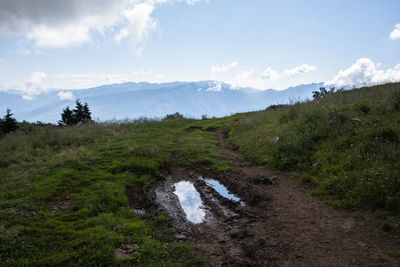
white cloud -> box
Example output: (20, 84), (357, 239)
(114, 3), (157, 54)
(206, 82), (222, 91)
(389, 24), (400, 40)
(16, 48), (32, 56)
(0, 72), (133, 93)
(284, 64), (316, 76)
(0, 70), (170, 93)
(0, 0), (209, 51)
(28, 71), (47, 84)
(27, 24), (92, 48)
(229, 64), (317, 90)
(262, 67), (279, 80)
(211, 62), (238, 73)
(21, 71), (48, 99)
(156, 73), (166, 80)
(133, 70), (154, 76)
(57, 91), (75, 100)
(326, 58), (400, 87)
(51, 73), (130, 89)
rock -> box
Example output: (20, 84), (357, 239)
(133, 209), (146, 215)
(115, 244), (137, 259)
(356, 241), (367, 247)
(341, 218), (355, 231)
(175, 234), (186, 240)
(251, 175), (273, 185)
(270, 136), (280, 145)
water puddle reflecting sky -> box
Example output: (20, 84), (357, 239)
(204, 179), (243, 204)
(173, 181), (206, 224)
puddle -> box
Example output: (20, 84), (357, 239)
(204, 178), (243, 204)
(173, 181), (206, 224)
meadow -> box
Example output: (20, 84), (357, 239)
(1, 82), (400, 265)
(231, 83), (400, 212)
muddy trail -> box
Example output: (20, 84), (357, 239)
(129, 128), (400, 266)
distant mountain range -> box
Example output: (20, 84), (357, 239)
(0, 81), (323, 123)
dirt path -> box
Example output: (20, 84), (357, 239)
(154, 128), (400, 266)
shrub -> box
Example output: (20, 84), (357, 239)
(162, 112), (184, 121)
(356, 103), (370, 114)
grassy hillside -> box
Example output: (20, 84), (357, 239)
(0, 118), (235, 266)
(1, 82), (399, 265)
(230, 82), (400, 212)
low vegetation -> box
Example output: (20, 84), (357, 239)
(0, 117), (231, 265)
(1, 82), (399, 264)
(231, 82), (400, 212)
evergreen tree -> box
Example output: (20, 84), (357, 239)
(72, 100), (84, 125)
(83, 102), (92, 121)
(59, 106), (74, 126)
(59, 101), (92, 126)
(1, 108), (18, 134)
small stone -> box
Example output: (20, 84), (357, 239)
(133, 209), (146, 215)
(270, 136), (280, 145)
(113, 224), (122, 231)
(251, 176), (273, 185)
(356, 241), (366, 247)
(175, 234), (186, 240)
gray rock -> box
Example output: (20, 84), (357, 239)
(270, 136), (280, 145)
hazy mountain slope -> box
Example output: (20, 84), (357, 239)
(0, 81), (323, 122)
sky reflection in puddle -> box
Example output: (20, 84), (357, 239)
(204, 179), (242, 203)
(173, 181), (206, 224)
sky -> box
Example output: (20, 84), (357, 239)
(0, 0), (400, 98)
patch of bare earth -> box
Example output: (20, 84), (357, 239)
(115, 244), (137, 259)
(48, 197), (74, 214)
(187, 127), (399, 266)
(125, 127), (400, 266)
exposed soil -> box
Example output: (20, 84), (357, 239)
(115, 244), (137, 260)
(127, 127), (400, 266)
(48, 197), (74, 214)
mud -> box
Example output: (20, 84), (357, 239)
(125, 183), (156, 211)
(126, 127), (400, 266)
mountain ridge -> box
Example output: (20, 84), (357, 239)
(0, 81), (323, 123)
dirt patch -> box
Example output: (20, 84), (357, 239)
(204, 126), (218, 132)
(115, 244), (137, 259)
(204, 127), (400, 266)
(185, 126), (203, 132)
(125, 183), (156, 212)
(49, 197), (74, 213)
(12, 205), (37, 217)
(125, 127), (400, 266)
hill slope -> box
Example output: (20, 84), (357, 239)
(0, 81), (323, 123)
(231, 82), (400, 211)
(1, 82), (399, 266)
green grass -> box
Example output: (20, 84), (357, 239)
(230, 82), (400, 213)
(2, 83), (400, 264)
(0, 119), (227, 266)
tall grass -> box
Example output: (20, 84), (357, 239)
(0, 119), (208, 266)
(231, 83), (400, 212)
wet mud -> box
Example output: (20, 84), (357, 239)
(126, 127), (400, 266)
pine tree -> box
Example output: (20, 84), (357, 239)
(1, 109), (18, 134)
(59, 101), (92, 126)
(83, 102), (92, 122)
(73, 100), (84, 125)
(59, 106), (74, 126)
